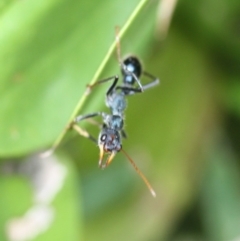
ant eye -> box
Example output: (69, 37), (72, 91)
(100, 134), (107, 142)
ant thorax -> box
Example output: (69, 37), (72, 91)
(102, 113), (124, 131)
(105, 91), (127, 116)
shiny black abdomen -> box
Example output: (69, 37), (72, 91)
(122, 56), (142, 85)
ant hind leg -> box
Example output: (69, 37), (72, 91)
(142, 71), (159, 90)
(87, 76), (119, 97)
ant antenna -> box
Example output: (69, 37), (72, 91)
(121, 149), (156, 197)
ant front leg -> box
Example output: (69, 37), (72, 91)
(73, 112), (104, 144)
(74, 111), (113, 143)
(72, 124), (97, 144)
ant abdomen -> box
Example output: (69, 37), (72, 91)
(122, 56), (142, 85)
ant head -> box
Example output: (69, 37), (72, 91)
(98, 127), (122, 168)
(121, 56), (142, 85)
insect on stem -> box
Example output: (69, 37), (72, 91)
(72, 25), (159, 197)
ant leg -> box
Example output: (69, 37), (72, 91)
(75, 112), (111, 126)
(142, 71), (160, 90)
(121, 129), (128, 139)
(116, 71), (159, 95)
(106, 76), (119, 96)
(85, 118), (102, 128)
(74, 112), (103, 123)
(116, 85), (142, 94)
(72, 124), (97, 144)
(73, 112), (106, 144)
(87, 76), (119, 96)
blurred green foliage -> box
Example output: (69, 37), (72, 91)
(0, 0), (240, 240)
